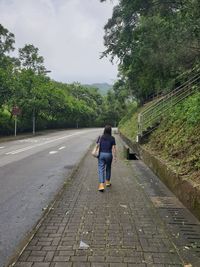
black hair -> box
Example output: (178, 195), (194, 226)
(103, 125), (112, 136)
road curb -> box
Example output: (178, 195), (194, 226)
(5, 143), (93, 267)
(0, 129), (70, 144)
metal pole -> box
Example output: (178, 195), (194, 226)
(33, 108), (35, 135)
(14, 115), (17, 136)
(136, 113), (141, 143)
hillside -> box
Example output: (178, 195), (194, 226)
(85, 83), (113, 95)
(145, 91), (200, 184)
(119, 91), (200, 185)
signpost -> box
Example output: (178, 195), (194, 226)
(11, 106), (21, 136)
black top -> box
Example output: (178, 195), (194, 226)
(97, 134), (116, 153)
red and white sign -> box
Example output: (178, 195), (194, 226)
(12, 106), (21, 116)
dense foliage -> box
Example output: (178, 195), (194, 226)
(0, 24), (125, 135)
(101, 0), (200, 104)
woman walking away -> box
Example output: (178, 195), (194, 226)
(97, 125), (116, 192)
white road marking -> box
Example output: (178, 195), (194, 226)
(5, 130), (96, 155)
(49, 151), (58, 154)
(59, 146), (66, 150)
(0, 146), (5, 149)
(19, 139), (38, 143)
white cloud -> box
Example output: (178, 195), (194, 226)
(0, 0), (118, 84)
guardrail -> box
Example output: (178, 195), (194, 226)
(137, 72), (200, 141)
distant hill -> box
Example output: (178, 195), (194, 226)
(85, 83), (113, 95)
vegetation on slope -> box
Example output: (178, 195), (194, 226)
(119, 103), (140, 141)
(119, 100), (159, 141)
(119, 91), (200, 185)
(145, 91), (200, 183)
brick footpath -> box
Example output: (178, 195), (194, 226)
(13, 137), (185, 267)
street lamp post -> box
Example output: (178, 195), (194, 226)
(32, 106), (35, 135)
(12, 106), (21, 136)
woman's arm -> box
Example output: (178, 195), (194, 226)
(112, 145), (117, 161)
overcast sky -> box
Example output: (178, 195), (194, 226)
(0, 0), (118, 84)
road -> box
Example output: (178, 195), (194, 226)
(0, 128), (102, 267)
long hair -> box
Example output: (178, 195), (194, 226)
(103, 125), (112, 136)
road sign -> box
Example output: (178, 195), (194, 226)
(12, 106), (21, 116)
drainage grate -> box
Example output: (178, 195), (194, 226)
(157, 205), (200, 258)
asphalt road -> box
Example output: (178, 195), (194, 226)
(0, 128), (102, 267)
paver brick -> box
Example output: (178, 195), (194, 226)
(106, 256), (123, 263)
(124, 256), (145, 263)
(33, 262), (50, 267)
(38, 238), (53, 242)
(48, 234), (62, 238)
(26, 246), (42, 251)
(29, 239), (39, 246)
(32, 264), (50, 267)
(18, 251), (31, 261)
(127, 264), (146, 267)
(30, 251), (47, 257)
(70, 255), (88, 262)
(51, 238), (61, 246)
(56, 246), (73, 251)
(44, 251), (55, 262)
(75, 250), (92, 256)
(72, 263), (90, 267)
(54, 263), (72, 267)
(88, 256), (105, 262)
(53, 256), (70, 261)
(91, 264), (109, 267)
(37, 242), (52, 246)
(27, 256), (44, 262)
(110, 264), (128, 267)
(58, 250), (75, 256)
(42, 246), (57, 251)
(15, 263), (33, 267)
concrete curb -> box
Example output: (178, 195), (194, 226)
(5, 143), (93, 267)
(0, 129), (72, 144)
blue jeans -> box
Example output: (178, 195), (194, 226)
(98, 152), (113, 183)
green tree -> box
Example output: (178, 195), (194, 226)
(19, 44), (46, 74)
(0, 24), (15, 57)
(100, 0), (200, 103)
(98, 89), (124, 126)
(68, 82), (104, 127)
(0, 24), (16, 107)
(16, 44), (49, 133)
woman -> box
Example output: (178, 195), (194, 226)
(97, 125), (116, 192)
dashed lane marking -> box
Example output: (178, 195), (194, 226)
(58, 146), (66, 150)
(49, 151), (58, 155)
(5, 130), (97, 155)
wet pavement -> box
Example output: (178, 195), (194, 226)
(11, 136), (200, 267)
